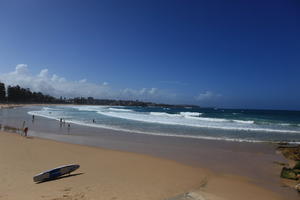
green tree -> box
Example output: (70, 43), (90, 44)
(0, 82), (6, 102)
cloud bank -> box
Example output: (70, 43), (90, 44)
(0, 64), (170, 102)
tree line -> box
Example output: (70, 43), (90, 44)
(0, 82), (60, 103)
(0, 81), (199, 108)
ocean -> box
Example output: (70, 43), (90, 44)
(27, 105), (300, 144)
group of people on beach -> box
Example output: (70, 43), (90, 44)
(60, 118), (71, 129)
(20, 115), (97, 137)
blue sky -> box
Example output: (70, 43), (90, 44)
(0, 0), (299, 110)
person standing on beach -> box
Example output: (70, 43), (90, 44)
(32, 115), (35, 122)
(23, 127), (28, 137)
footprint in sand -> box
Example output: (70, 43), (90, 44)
(63, 187), (72, 192)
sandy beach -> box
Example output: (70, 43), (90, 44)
(0, 130), (288, 200)
(0, 104), (25, 109)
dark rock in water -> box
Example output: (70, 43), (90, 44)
(277, 145), (300, 161)
(280, 167), (299, 180)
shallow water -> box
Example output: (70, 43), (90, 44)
(27, 105), (300, 143)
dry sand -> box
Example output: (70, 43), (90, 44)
(0, 131), (286, 200)
(0, 103), (64, 109)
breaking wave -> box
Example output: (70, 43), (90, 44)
(28, 105), (300, 143)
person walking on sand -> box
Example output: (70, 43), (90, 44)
(23, 127), (28, 137)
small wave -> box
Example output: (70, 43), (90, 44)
(42, 107), (63, 111)
(72, 105), (108, 112)
(277, 123), (300, 127)
(108, 108), (133, 112)
(150, 112), (202, 118)
(194, 117), (228, 122)
(279, 123), (292, 126)
(179, 112), (202, 117)
(150, 112), (227, 122)
(254, 121), (300, 127)
(232, 120), (254, 124)
(150, 112), (181, 117)
(42, 107), (52, 110)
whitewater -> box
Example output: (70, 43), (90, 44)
(28, 105), (300, 144)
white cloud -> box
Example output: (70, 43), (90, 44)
(79, 79), (87, 83)
(0, 64), (173, 102)
(196, 91), (221, 101)
(14, 64), (28, 74)
(38, 69), (48, 78)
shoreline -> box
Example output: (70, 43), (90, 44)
(0, 104), (299, 199)
(0, 130), (287, 200)
(0, 103), (70, 109)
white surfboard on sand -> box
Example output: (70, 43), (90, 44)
(33, 164), (80, 182)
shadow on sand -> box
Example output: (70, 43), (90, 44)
(35, 173), (84, 184)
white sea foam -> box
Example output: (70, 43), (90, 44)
(42, 107), (52, 110)
(192, 116), (228, 122)
(232, 120), (254, 124)
(150, 111), (203, 119)
(96, 110), (300, 134)
(108, 108), (133, 112)
(28, 111), (269, 143)
(179, 112), (202, 117)
(150, 112), (181, 117)
(29, 106), (300, 138)
(71, 105), (109, 112)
